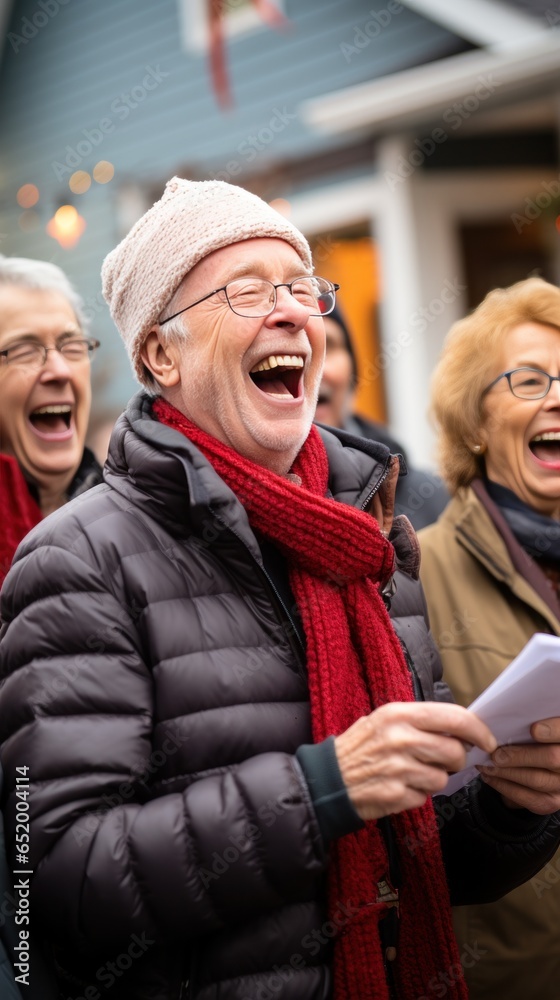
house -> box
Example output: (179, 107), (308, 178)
(1, 0), (559, 465)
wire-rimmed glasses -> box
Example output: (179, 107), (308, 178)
(0, 338), (100, 368)
(159, 276), (340, 325)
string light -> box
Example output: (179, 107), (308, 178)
(93, 161), (115, 184)
(16, 184), (39, 208)
(46, 205), (86, 248)
(69, 171), (91, 194)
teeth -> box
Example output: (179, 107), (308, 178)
(32, 405), (72, 415)
(250, 355), (304, 373)
(532, 432), (560, 442)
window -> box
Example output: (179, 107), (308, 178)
(178, 0), (285, 52)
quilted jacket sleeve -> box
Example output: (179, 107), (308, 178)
(437, 781), (560, 905)
(0, 540), (326, 956)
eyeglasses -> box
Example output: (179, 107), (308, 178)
(159, 275), (340, 324)
(0, 338), (100, 368)
(482, 367), (560, 400)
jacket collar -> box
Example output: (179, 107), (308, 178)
(67, 447), (103, 500)
(443, 485), (520, 583)
(105, 393), (394, 554)
(23, 445), (102, 507)
(471, 478), (560, 619)
(447, 481), (560, 623)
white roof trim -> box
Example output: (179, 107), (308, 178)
(401, 0), (547, 49)
(300, 34), (560, 136)
(287, 176), (384, 234)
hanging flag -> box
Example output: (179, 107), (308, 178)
(206, 0), (289, 110)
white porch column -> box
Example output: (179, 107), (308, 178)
(374, 136), (437, 467)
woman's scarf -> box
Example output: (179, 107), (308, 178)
(485, 477), (560, 563)
(154, 399), (466, 1000)
(0, 455), (42, 587)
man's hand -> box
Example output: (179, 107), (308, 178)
(477, 717), (560, 815)
(334, 702), (497, 822)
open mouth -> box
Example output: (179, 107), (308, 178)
(249, 354), (304, 399)
(529, 432), (560, 464)
(28, 404), (73, 437)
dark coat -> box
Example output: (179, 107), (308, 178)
(0, 394), (559, 1000)
(343, 414), (449, 530)
(0, 446), (102, 997)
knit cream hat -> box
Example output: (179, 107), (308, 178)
(101, 177), (313, 384)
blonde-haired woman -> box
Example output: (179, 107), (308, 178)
(419, 276), (560, 999)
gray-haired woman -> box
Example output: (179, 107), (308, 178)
(0, 255), (103, 585)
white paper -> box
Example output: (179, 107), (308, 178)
(442, 632), (560, 795)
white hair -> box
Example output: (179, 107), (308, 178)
(142, 283), (191, 395)
(0, 255), (88, 331)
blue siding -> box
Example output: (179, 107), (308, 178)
(0, 0), (470, 410)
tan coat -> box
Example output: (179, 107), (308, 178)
(419, 485), (560, 999)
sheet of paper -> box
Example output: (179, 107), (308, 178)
(442, 632), (560, 795)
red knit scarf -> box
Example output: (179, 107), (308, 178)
(0, 454), (42, 587)
(154, 399), (467, 1000)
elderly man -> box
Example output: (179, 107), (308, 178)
(1, 179), (560, 1000)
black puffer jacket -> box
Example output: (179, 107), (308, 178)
(1, 393), (559, 1000)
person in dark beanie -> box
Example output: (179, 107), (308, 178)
(315, 304), (449, 530)
(1, 179), (560, 1000)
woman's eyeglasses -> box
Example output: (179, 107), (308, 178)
(482, 367), (560, 400)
